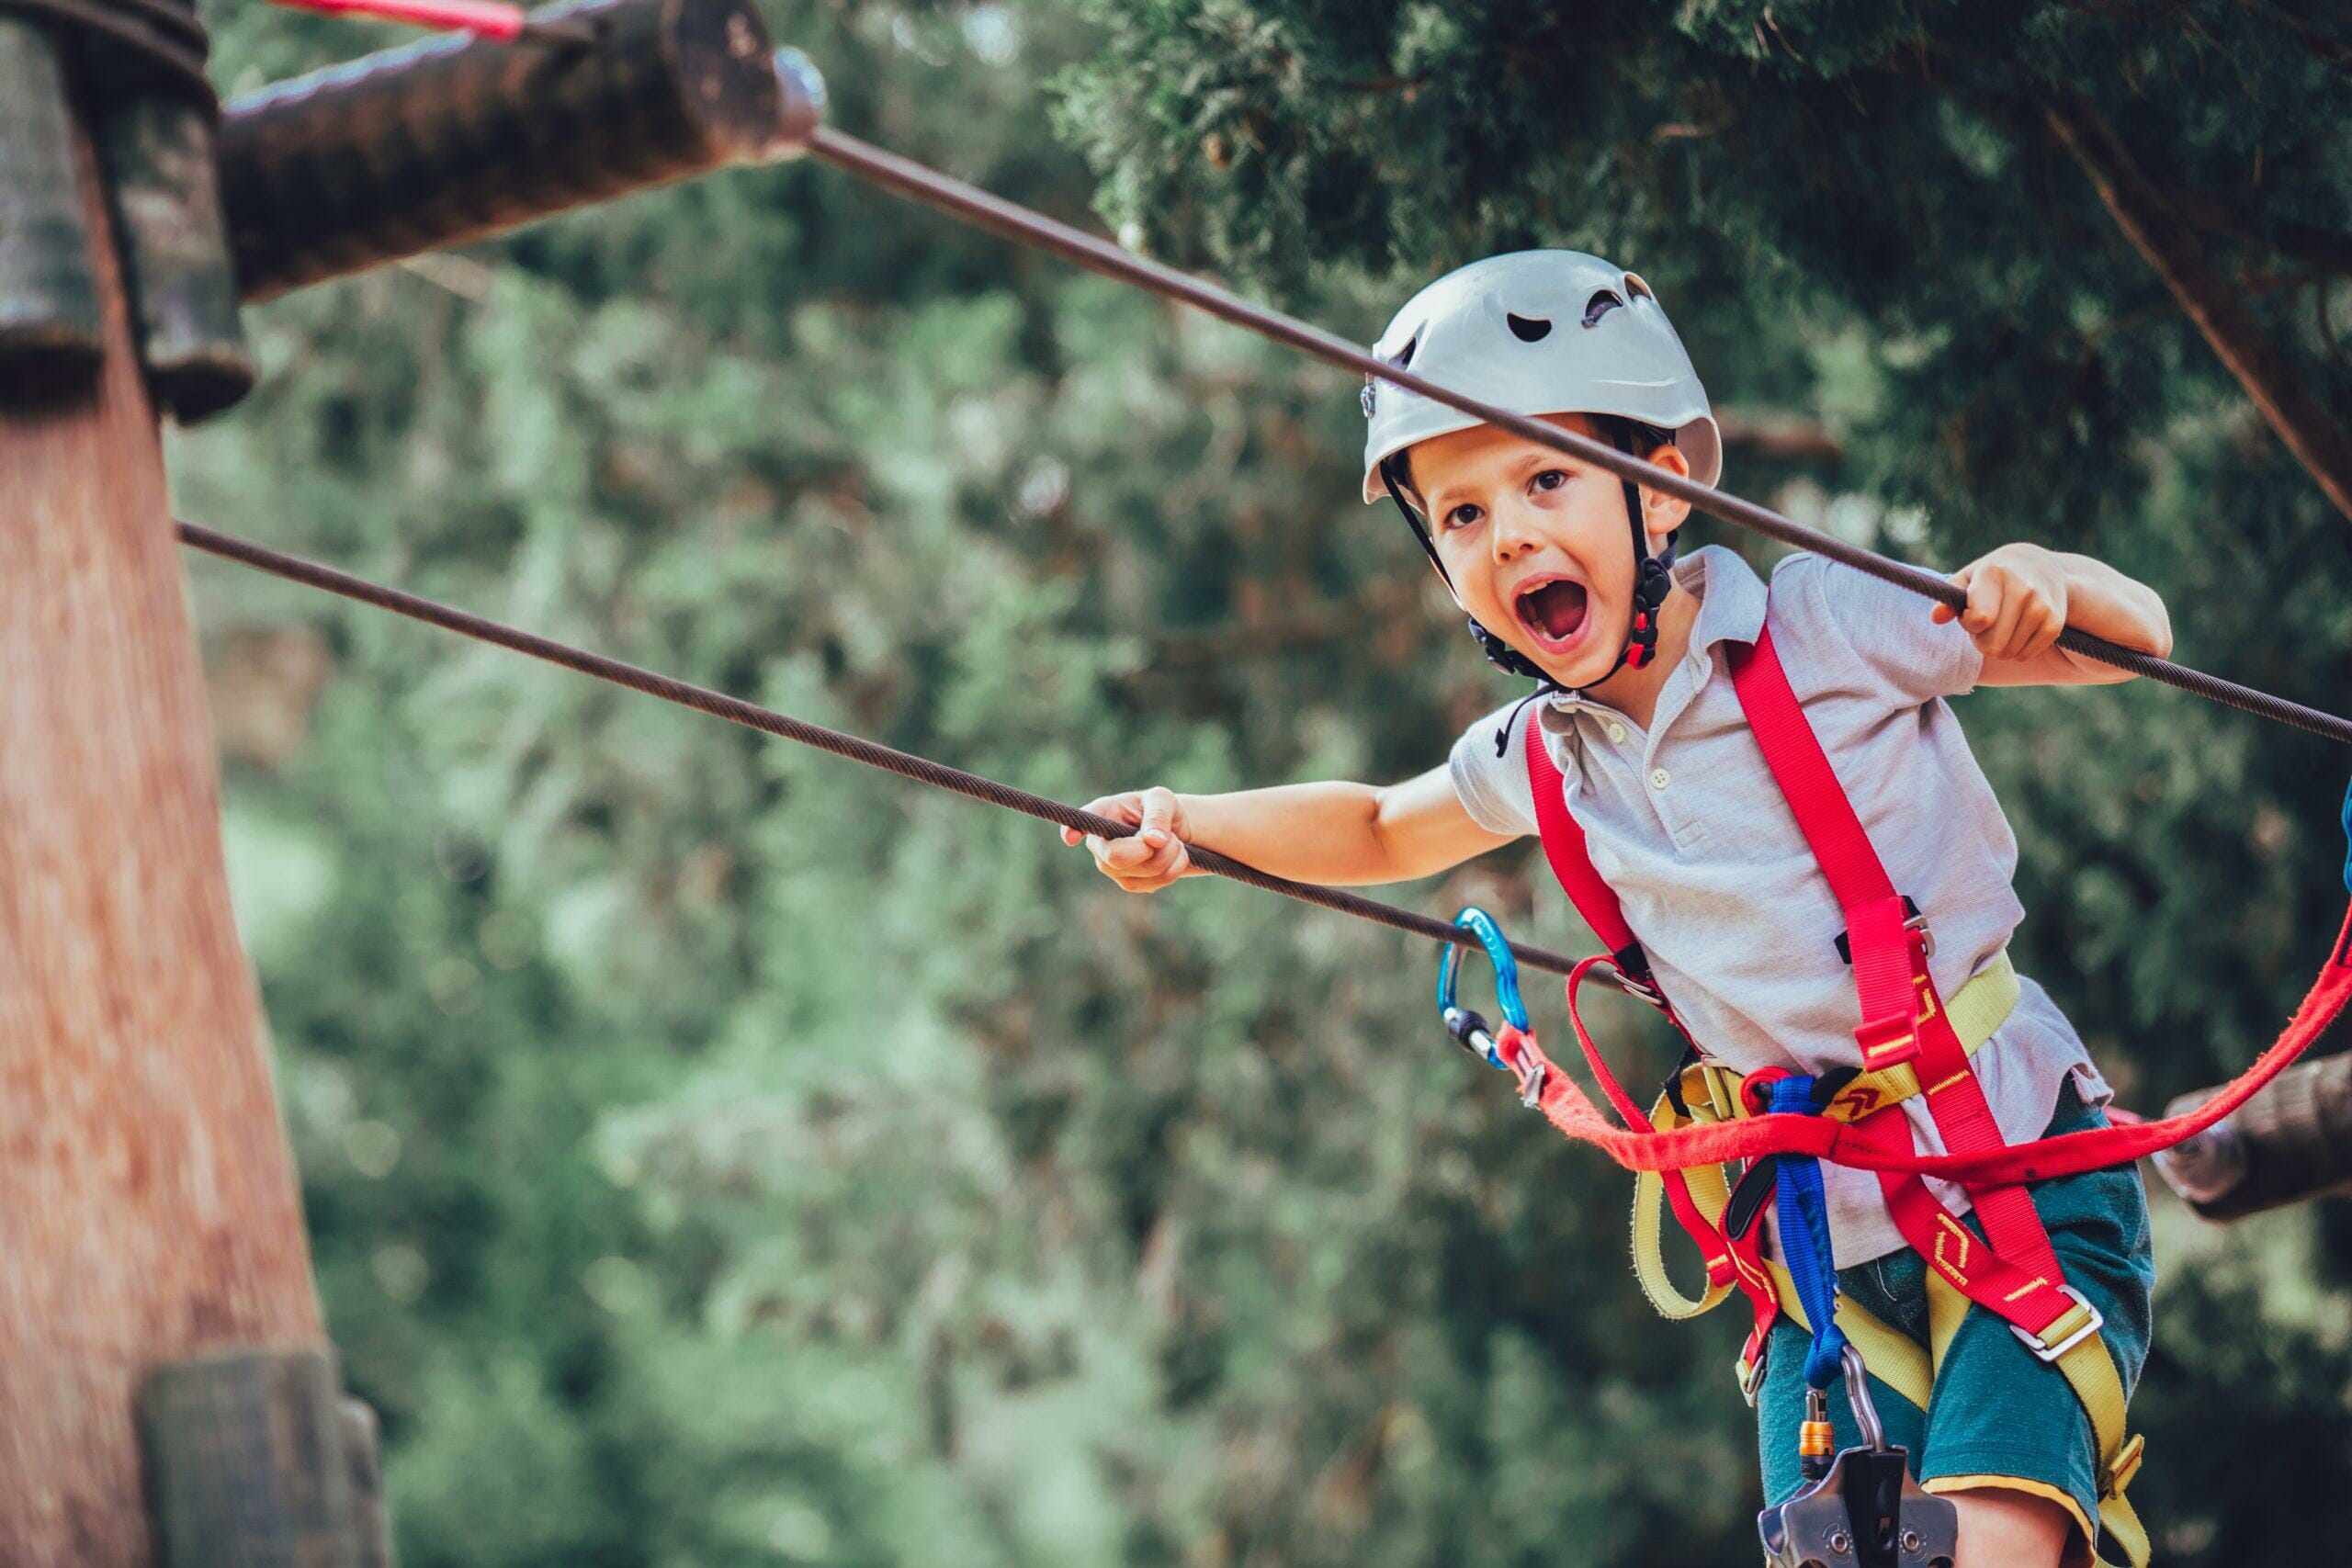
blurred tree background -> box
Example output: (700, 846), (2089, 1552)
(171, 2), (2348, 1564)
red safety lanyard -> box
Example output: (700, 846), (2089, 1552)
(1515, 619), (2352, 1346)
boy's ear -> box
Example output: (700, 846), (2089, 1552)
(1638, 442), (1693, 549)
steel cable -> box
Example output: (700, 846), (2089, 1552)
(808, 127), (2352, 750)
(178, 522), (1587, 978)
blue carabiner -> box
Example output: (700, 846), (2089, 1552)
(2340, 779), (2350, 896)
(1437, 906), (1530, 1032)
(1436, 908), (1550, 1104)
(1420, 907), (1533, 1081)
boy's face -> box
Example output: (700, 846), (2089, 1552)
(1409, 412), (1691, 688)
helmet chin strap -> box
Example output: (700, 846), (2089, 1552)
(1589, 419), (1676, 682)
(1379, 426), (1678, 733)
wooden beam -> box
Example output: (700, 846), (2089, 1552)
(0, 18), (102, 369)
(0, 67), (322, 1565)
(217, 0), (815, 302)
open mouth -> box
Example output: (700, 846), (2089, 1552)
(1514, 576), (1589, 647)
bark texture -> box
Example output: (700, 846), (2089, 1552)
(0, 85), (322, 1567)
(2046, 95), (2352, 525)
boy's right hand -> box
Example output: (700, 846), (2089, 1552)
(1060, 786), (1194, 893)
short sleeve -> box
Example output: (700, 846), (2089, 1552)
(1448, 700), (1541, 838)
(1774, 552), (1982, 704)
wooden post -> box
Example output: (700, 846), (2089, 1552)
(140, 1351), (356, 1568)
(339, 1398), (393, 1568)
(0, 70), (323, 1566)
(0, 4), (821, 1554)
(0, 19), (102, 369)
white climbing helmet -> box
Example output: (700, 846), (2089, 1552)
(1359, 250), (1722, 503)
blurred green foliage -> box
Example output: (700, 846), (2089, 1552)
(172, 2), (2348, 1564)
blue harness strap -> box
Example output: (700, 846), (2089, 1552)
(2340, 778), (2350, 895)
(1767, 1075), (1849, 1391)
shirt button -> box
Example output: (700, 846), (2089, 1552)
(1606, 721), (1628, 745)
(1649, 767), (1671, 790)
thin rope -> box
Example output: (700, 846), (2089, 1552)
(808, 128), (2352, 750)
(177, 522), (1586, 978)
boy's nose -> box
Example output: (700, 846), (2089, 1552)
(1488, 502), (1544, 561)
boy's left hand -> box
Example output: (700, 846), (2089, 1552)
(1933, 543), (2069, 662)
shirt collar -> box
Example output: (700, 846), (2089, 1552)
(1678, 544), (1769, 657)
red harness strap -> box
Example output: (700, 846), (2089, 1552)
(1527, 723), (1654, 988)
(1512, 623), (2352, 1359)
(1725, 628), (2075, 1342)
(1720, 633), (1924, 1075)
(1525, 708), (1782, 1371)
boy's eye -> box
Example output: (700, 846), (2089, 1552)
(1443, 503), (1484, 531)
(1531, 469), (1569, 493)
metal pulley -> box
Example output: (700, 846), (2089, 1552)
(1758, 1348), (1957, 1568)
(1759, 1448), (1958, 1568)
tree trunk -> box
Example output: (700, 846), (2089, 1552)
(0, 73), (322, 1567)
(2045, 95), (2352, 525)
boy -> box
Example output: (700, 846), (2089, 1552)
(1061, 253), (2173, 1567)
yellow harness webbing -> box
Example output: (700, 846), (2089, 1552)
(1623, 953), (2148, 1566)
(1625, 954), (2022, 1322)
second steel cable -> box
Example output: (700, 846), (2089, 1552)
(178, 522), (1587, 979)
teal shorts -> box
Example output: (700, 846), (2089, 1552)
(1756, 1080), (2155, 1551)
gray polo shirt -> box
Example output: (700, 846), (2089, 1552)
(1451, 546), (2110, 1267)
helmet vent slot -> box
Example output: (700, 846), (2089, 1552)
(1505, 312), (1552, 343)
(1581, 290), (1625, 328)
(1363, 332), (1419, 418)
(1623, 272), (1656, 301)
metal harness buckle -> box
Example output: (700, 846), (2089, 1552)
(1617, 970), (1668, 1008)
(2009, 1284), (2104, 1364)
(1905, 908), (1936, 962)
(1509, 1051), (1546, 1109)
(1613, 964), (1678, 1023)
(1834, 896), (1936, 964)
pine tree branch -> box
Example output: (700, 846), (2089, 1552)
(2044, 94), (2352, 522)
(2248, 0), (2352, 73)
